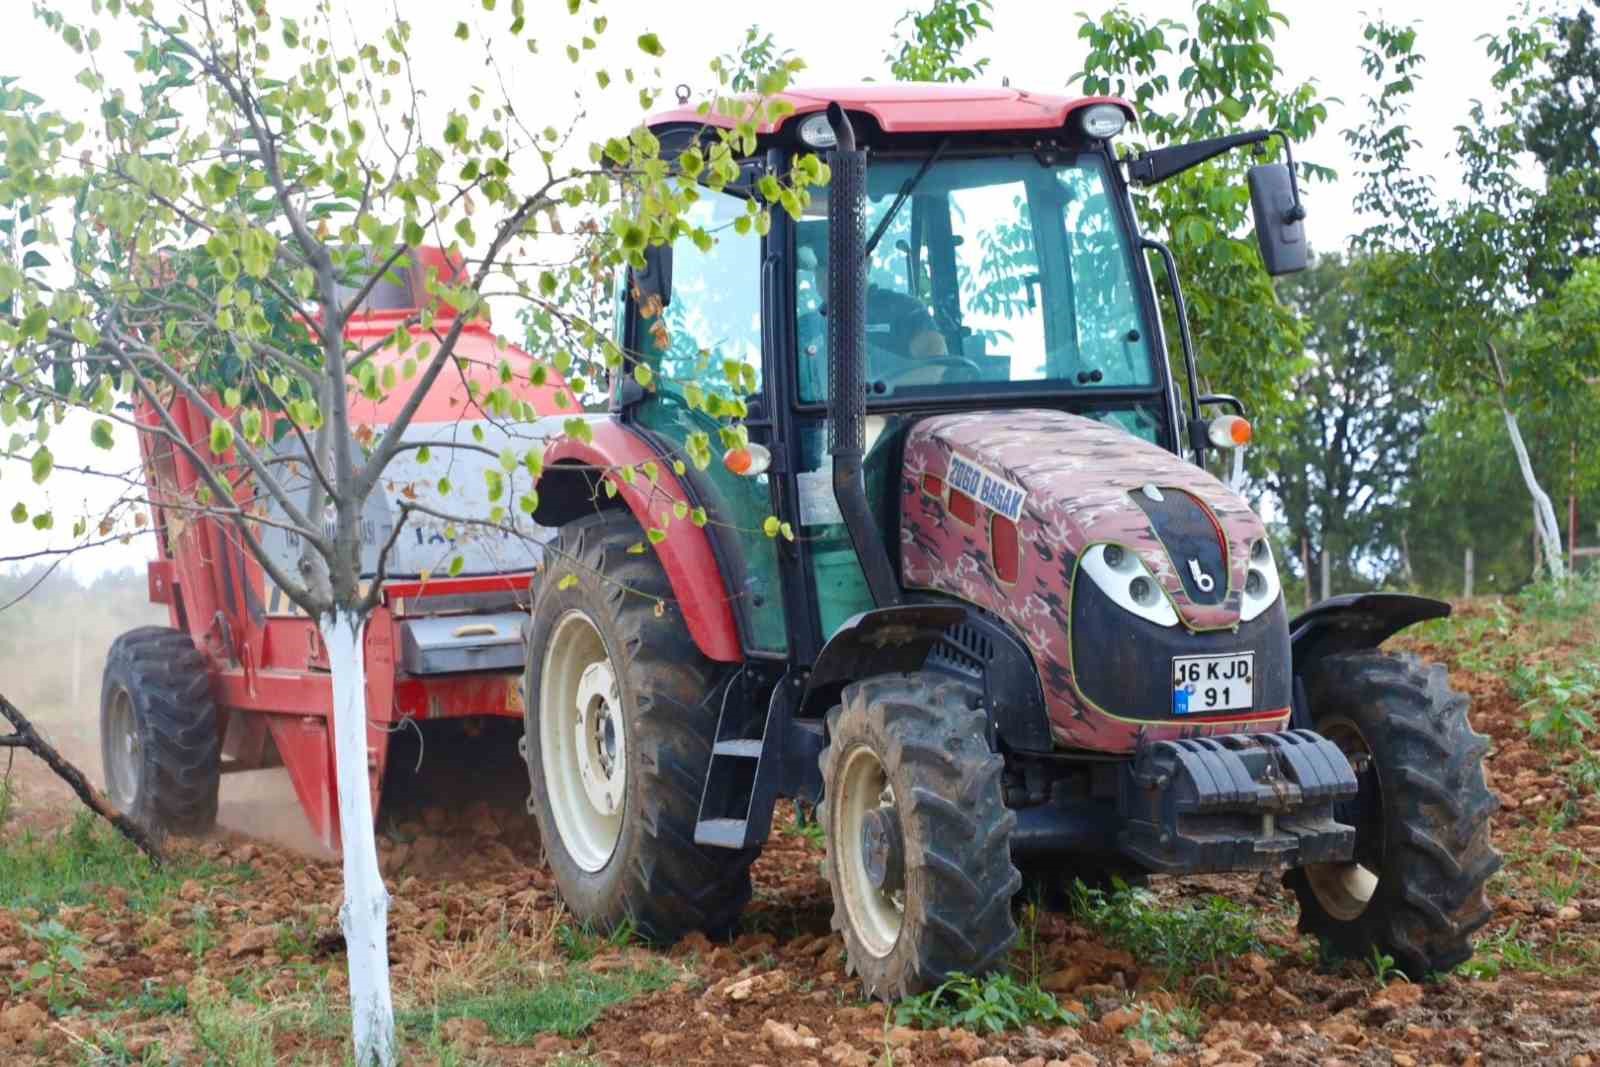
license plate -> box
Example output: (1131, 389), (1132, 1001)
(1172, 653), (1254, 714)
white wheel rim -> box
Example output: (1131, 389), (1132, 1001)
(540, 610), (625, 873)
(1305, 715), (1380, 921)
(834, 744), (903, 958)
(106, 689), (140, 811)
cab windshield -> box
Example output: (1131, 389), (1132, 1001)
(796, 151), (1157, 402)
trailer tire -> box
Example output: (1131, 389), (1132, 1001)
(100, 626), (221, 836)
(1287, 652), (1499, 979)
(523, 510), (758, 942)
(821, 672), (1020, 999)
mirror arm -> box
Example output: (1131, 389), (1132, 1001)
(1128, 128), (1305, 223)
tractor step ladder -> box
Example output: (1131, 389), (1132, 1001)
(694, 685), (782, 850)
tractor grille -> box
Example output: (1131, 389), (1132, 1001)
(927, 621), (992, 678)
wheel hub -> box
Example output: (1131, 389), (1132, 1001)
(859, 807), (905, 894)
(574, 660), (625, 817)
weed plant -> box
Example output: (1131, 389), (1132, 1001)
(1070, 879), (1266, 985)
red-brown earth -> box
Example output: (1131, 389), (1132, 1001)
(0, 596), (1595, 1065)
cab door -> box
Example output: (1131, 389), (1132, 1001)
(620, 184), (789, 657)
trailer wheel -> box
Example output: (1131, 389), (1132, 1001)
(100, 626), (221, 836)
(523, 510), (758, 942)
(1287, 652), (1499, 978)
(820, 672), (1020, 999)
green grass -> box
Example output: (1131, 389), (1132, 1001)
(0, 812), (238, 915)
(1455, 920), (1600, 979)
(894, 972), (1077, 1035)
(401, 963), (675, 1044)
(1124, 1004), (1205, 1051)
(1070, 879), (1267, 985)
(1565, 751), (1600, 794)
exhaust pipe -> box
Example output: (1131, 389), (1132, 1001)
(825, 103), (900, 608)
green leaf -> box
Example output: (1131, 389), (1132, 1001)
(10, 502), (27, 523)
(762, 515), (781, 538)
(448, 554), (465, 576)
(637, 32), (665, 57)
(89, 419), (114, 450)
(30, 447), (53, 484)
(557, 573), (578, 590)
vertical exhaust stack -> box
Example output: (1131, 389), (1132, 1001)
(825, 103), (900, 607)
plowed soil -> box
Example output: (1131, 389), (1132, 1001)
(0, 598), (1596, 1066)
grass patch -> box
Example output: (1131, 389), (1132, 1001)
(403, 962), (675, 1043)
(1519, 661), (1598, 750)
(1124, 1004), (1205, 1051)
(1565, 751), (1600, 795)
(1455, 920), (1600, 979)
(0, 812), (234, 915)
(894, 972), (1077, 1035)
(1071, 879), (1266, 985)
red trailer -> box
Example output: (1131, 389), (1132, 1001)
(105, 248), (573, 851)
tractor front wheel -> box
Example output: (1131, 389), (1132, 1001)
(100, 626), (221, 836)
(820, 672), (1020, 999)
(522, 510), (759, 942)
(1287, 652), (1499, 978)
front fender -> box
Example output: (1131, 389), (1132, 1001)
(1289, 593), (1451, 671)
(533, 418), (740, 663)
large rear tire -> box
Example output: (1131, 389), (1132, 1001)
(1287, 652), (1499, 978)
(820, 672), (1020, 999)
(522, 510), (759, 942)
(100, 626), (220, 836)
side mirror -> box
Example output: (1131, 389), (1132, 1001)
(1247, 162), (1307, 276)
(630, 242), (673, 307)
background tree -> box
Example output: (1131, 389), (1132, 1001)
(1524, 0), (1599, 272)
(885, 0), (994, 84)
(1, 3), (822, 1062)
(1073, 0), (1335, 427)
(1347, 15), (1600, 581)
(1253, 254), (1427, 597)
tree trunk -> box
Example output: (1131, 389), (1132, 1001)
(321, 608), (396, 1067)
(1500, 403), (1566, 582)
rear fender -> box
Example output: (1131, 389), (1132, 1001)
(533, 420), (740, 663)
(1288, 593), (1451, 727)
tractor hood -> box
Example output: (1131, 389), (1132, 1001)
(901, 409), (1274, 633)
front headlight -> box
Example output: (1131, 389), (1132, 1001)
(1239, 538), (1282, 622)
(1080, 543), (1179, 628)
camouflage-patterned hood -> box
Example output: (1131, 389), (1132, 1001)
(902, 409), (1268, 631)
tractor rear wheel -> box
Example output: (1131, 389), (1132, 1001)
(1287, 652), (1499, 979)
(100, 626), (221, 836)
(522, 510), (759, 942)
(820, 672), (1020, 999)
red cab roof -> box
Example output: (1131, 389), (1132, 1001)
(647, 84), (1135, 137)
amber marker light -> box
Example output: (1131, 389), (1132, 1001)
(1207, 414), (1253, 449)
(723, 443), (771, 477)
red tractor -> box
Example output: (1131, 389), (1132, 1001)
(514, 86), (1497, 995)
(103, 85), (1498, 999)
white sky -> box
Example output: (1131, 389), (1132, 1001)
(0, 0), (1526, 581)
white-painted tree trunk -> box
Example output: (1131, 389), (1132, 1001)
(321, 608), (396, 1067)
(1500, 404), (1566, 583)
